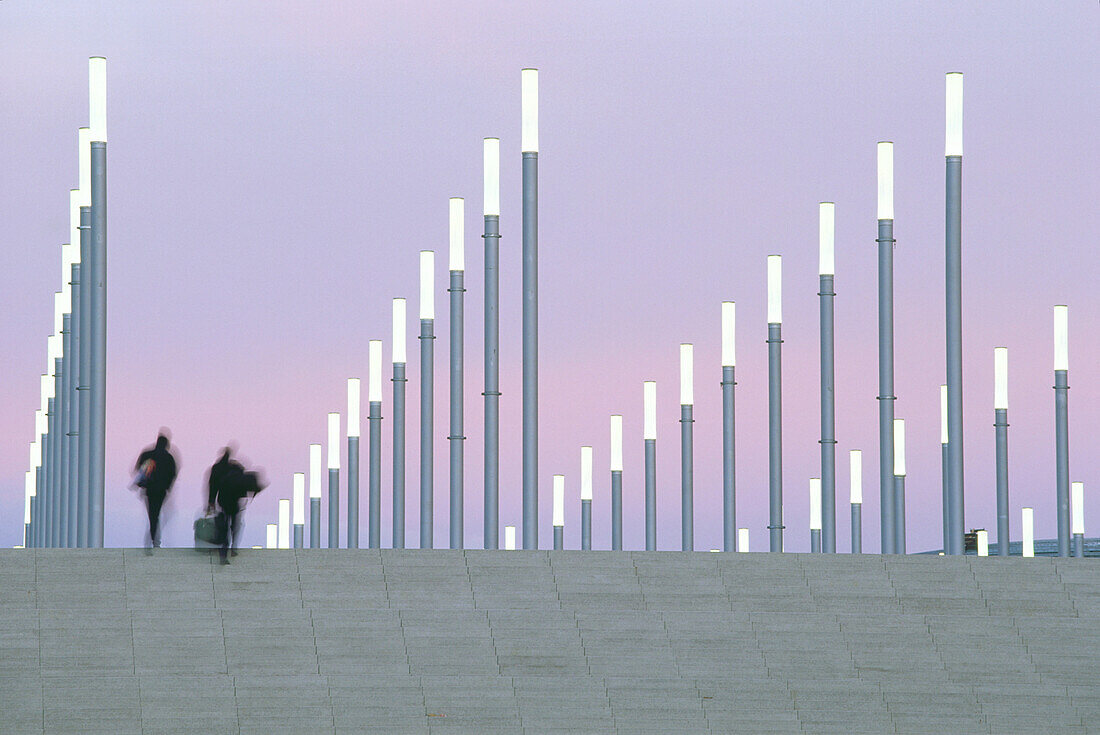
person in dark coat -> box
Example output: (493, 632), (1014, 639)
(206, 447), (265, 564)
(133, 433), (179, 550)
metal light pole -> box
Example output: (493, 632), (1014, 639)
(419, 250), (435, 549)
(643, 381), (657, 551)
(368, 340), (382, 549)
(60, 310), (72, 547)
(521, 68), (540, 550)
(893, 418), (906, 554)
(46, 392), (57, 547)
(994, 348), (1010, 556)
(850, 450), (862, 554)
(610, 415), (623, 550)
(392, 298), (407, 549)
(504, 525), (516, 551)
(88, 57), (107, 547)
(581, 446), (593, 551)
(1054, 305), (1070, 556)
(309, 444), (322, 548)
(1022, 507), (1035, 557)
(945, 72), (965, 556)
(24, 472), (34, 549)
(721, 302), (737, 551)
(278, 499), (290, 549)
(483, 138), (501, 550)
(738, 528), (749, 553)
(1072, 482), (1085, 558)
(810, 478), (822, 553)
(877, 142), (897, 556)
(66, 258), (81, 547)
(940, 385), (949, 553)
(347, 378), (361, 549)
(680, 343), (694, 551)
(449, 197), (465, 549)
(552, 474), (564, 551)
(818, 203), (837, 553)
(292, 472), (305, 549)
(767, 255), (784, 552)
(327, 413), (341, 548)
(77, 128), (92, 546)
(976, 530), (988, 557)
(266, 524), (277, 550)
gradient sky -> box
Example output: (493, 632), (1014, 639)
(1, 1), (1097, 552)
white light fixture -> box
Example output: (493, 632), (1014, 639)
(1072, 482), (1085, 536)
(504, 525), (516, 550)
(552, 474), (564, 527)
(877, 142), (894, 220)
(347, 378), (361, 438)
(308, 444), (322, 499)
(293, 472), (305, 526)
(47, 333), (62, 370)
(483, 138), (500, 216)
(994, 347), (1008, 410)
(30, 438), (42, 469)
(721, 302), (735, 367)
(449, 197), (464, 271)
(327, 413), (340, 469)
(1022, 507), (1034, 557)
(521, 68), (538, 153)
(766, 255), (782, 324)
(940, 384), (949, 444)
(265, 523), (277, 549)
(849, 449), (863, 504)
(392, 298), (406, 364)
(810, 478), (822, 531)
(643, 381), (657, 441)
(818, 202), (835, 276)
(680, 343), (693, 405)
(738, 527), (749, 552)
(68, 190), (81, 268)
(945, 72), (963, 157)
(893, 419), (906, 476)
(610, 415), (623, 472)
(419, 251), (435, 320)
(278, 499), (290, 549)
(976, 529), (988, 557)
(580, 446), (593, 501)
(41, 374), (54, 408)
(369, 340), (383, 403)
(1054, 305), (1068, 371)
(78, 128), (91, 207)
(34, 411), (47, 442)
(89, 56), (107, 142)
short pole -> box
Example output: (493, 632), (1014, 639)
(521, 69), (540, 551)
(945, 73), (965, 555)
(368, 340), (383, 549)
(894, 418), (906, 554)
(850, 450), (862, 554)
(810, 478), (822, 553)
(419, 251), (435, 549)
(1072, 482), (1085, 558)
(292, 472), (305, 549)
(721, 302), (737, 552)
(767, 255), (784, 552)
(347, 379), (361, 549)
(680, 344), (694, 551)
(1054, 305), (1070, 557)
(327, 413), (340, 548)
(392, 298), (407, 549)
(976, 529), (988, 557)
(449, 197), (465, 550)
(552, 474), (564, 551)
(51, 362), (63, 547)
(940, 385), (950, 552)
(1022, 507), (1034, 557)
(738, 528), (749, 552)
(483, 138), (501, 550)
(877, 142), (897, 556)
(504, 525), (516, 551)
(643, 381), (657, 551)
(309, 443), (321, 549)
(45, 397), (56, 547)
(60, 313), (72, 547)
(994, 348), (1010, 556)
(581, 446), (593, 551)
(818, 204), (837, 552)
(278, 499), (290, 549)
(610, 415), (623, 551)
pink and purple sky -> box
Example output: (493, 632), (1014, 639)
(1, 2), (1096, 551)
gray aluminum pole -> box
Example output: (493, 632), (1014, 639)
(611, 470), (622, 551)
(946, 154), (964, 556)
(48, 392), (59, 547)
(449, 268), (464, 549)
(293, 524), (303, 549)
(420, 317), (434, 549)
(522, 151), (538, 550)
(60, 317), (72, 547)
(1074, 532), (1084, 558)
(1055, 369), (1070, 557)
(942, 442), (950, 552)
(722, 365), (736, 552)
(484, 212), (500, 549)
(347, 435), (359, 548)
(767, 322), (783, 552)
(35, 463), (45, 547)
(553, 526), (563, 551)
(309, 498), (320, 549)
(369, 400), (381, 548)
(995, 408), (1009, 557)
(89, 140), (106, 547)
(77, 205), (91, 547)
(894, 476), (905, 554)
(851, 503), (862, 554)
(877, 216), (896, 555)
(810, 529), (821, 554)
(392, 362), (406, 549)
(645, 439), (656, 551)
(66, 265), (81, 548)
(681, 404), (693, 551)
(819, 273), (836, 553)
(581, 499), (592, 551)
(328, 467), (339, 548)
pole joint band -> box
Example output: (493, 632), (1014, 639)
(447, 286), (467, 294)
(391, 377), (408, 383)
(481, 391), (501, 396)
(766, 525), (786, 530)
(447, 435), (467, 441)
(818, 439), (837, 445)
(482, 233), (501, 240)
(418, 334), (436, 340)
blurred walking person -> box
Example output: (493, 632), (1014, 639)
(206, 446), (266, 564)
(133, 432), (179, 552)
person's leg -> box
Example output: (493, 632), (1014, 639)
(229, 511), (241, 556)
(217, 511), (230, 563)
(147, 491), (165, 547)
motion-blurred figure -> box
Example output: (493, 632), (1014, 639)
(133, 432), (179, 551)
(206, 446), (266, 564)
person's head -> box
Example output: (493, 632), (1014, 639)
(219, 446), (232, 462)
(155, 433), (170, 450)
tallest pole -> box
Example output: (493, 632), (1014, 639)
(521, 68), (539, 549)
(945, 72), (965, 556)
(88, 56), (107, 547)
(876, 142), (896, 555)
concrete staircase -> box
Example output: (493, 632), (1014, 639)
(2, 549), (1099, 734)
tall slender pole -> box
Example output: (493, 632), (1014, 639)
(610, 415), (623, 551)
(309, 444), (321, 549)
(945, 72), (965, 556)
(521, 68), (540, 550)
(60, 312), (72, 547)
(1071, 482), (1084, 558)
(1054, 305), (1070, 557)
(449, 198), (465, 549)
(721, 302), (736, 552)
(47, 393), (57, 547)
(327, 412), (340, 548)
(88, 57), (107, 547)
(52, 352), (64, 547)
(680, 343), (694, 551)
(877, 142), (897, 556)
(66, 261), (81, 547)
(810, 478), (822, 553)
(33, 432), (44, 547)
(850, 450), (862, 554)
(767, 255), (784, 552)
(643, 381), (657, 551)
(347, 379), (360, 549)
(24, 472), (34, 549)
(483, 138), (501, 550)
(994, 348), (1010, 556)
(292, 472), (305, 549)
(419, 251), (435, 549)
(581, 446), (593, 551)
(77, 162), (91, 547)
(893, 418), (906, 554)
(940, 385), (950, 552)
(392, 298), (407, 549)
(368, 339), (382, 549)
(552, 474), (564, 551)
(818, 203), (837, 553)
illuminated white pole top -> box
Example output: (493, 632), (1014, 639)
(1072, 482), (1085, 536)
(327, 413), (340, 470)
(292, 472), (305, 525)
(483, 138), (500, 217)
(449, 197), (464, 271)
(643, 381), (657, 441)
(31, 437), (42, 468)
(419, 251), (435, 320)
(877, 142), (894, 220)
(721, 301), (735, 367)
(308, 444), (322, 498)
(521, 68), (538, 153)
(738, 527), (749, 552)
(819, 202), (835, 276)
(893, 419), (906, 476)
(767, 255), (782, 324)
(552, 474), (564, 527)
(369, 340), (383, 403)
(940, 384), (949, 444)
(580, 446), (593, 501)
(89, 57), (107, 142)
(35, 410), (47, 440)
(504, 525), (516, 550)
(68, 190), (81, 266)
(53, 292), (66, 340)
(26, 467), (36, 498)
(976, 529), (988, 556)
(1054, 305), (1068, 371)
(392, 298), (406, 364)
(265, 523), (277, 549)
(610, 415), (623, 472)
(78, 127), (91, 206)
(41, 374), (54, 409)
(47, 333), (62, 371)
(994, 347), (1008, 410)
(849, 450), (863, 504)
(346, 379), (361, 438)
(680, 343), (694, 405)
(24, 473), (33, 524)
(1022, 507), (1035, 557)
(945, 72), (963, 157)
(278, 499), (290, 549)
(810, 478), (822, 531)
